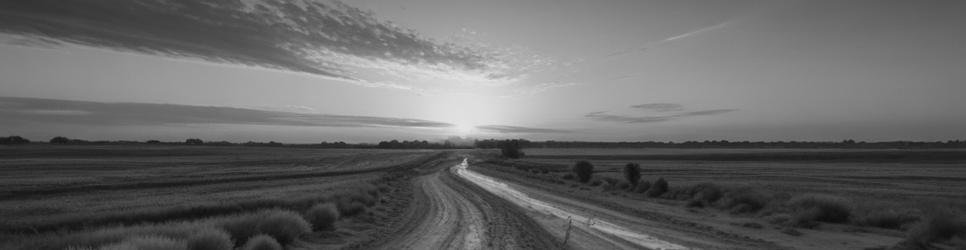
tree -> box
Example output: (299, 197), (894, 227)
(185, 138), (204, 145)
(49, 136), (70, 144)
(623, 163), (641, 187)
(572, 161), (594, 183)
(498, 139), (525, 158)
(0, 136), (30, 145)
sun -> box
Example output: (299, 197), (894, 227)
(454, 122), (476, 136)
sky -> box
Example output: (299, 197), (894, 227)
(1, 0), (965, 143)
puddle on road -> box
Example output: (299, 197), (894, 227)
(454, 159), (688, 250)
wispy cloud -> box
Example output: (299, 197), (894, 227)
(476, 125), (570, 134)
(587, 103), (736, 123)
(630, 103), (684, 112)
(1, 97), (564, 134)
(0, 0), (552, 93)
(0, 97), (453, 128)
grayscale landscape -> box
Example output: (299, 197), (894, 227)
(1, 0), (965, 249)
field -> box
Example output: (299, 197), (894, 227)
(0, 145), (447, 249)
(473, 147), (966, 249)
(2, 145), (965, 250)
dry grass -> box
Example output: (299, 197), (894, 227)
(186, 227), (233, 250)
(305, 203), (339, 231)
(239, 234), (281, 250)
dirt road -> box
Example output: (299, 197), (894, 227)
(372, 159), (559, 249)
(371, 158), (775, 249)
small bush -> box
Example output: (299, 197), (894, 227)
(645, 178), (668, 197)
(572, 161), (594, 183)
(187, 228), (233, 250)
(623, 163), (641, 187)
(634, 181), (651, 193)
(788, 194), (852, 225)
(854, 209), (919, 230)
(562, 173), (575, 180)
(601, 182), (615, 192)
(685, 199), (704, 208)
(337, 199), (367, 217)
(589, 179), (602, 186)
(305, 203), (339, 231)
(256, 210), (311, 244)
(616, 182), (630, 190)
(240, 235), (282, 250)
(907, 209), (966, 245)
(50, 136), (71, 144)
(719, 189), (769, 214)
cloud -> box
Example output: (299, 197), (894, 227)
(0, 0), (550, 92)
(476, 125), (570, 134)
(586, 108), (737, 123)
(630, 103), (684, 112)
(0, 96), (453, 128)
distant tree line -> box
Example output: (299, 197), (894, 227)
(476, 139), (966, 149)
(4, 135), (966, 149)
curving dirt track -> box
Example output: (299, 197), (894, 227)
(371, 160), (560, 250)
(369, 158), (778, 250)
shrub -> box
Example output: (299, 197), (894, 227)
(645, 178), (668, 197)
(562, 173), (575, 180)
(50, 136), (71, 144)
(685, 199), (704, 208)
(634, 181), (651, 193)
(103, 235), (186, 250)
(240, 235), (281, 250)
(788, 194), (852, 225)
(719, 189), (769, 214)
(853, 209), (920, 230)
(616, 182), (630, 190)
(907, 209), (966, 245)
(187, 228), (233, 250)
(305, 203), (339, 231)
(623, 163), (641, 187)
(572, 161), (594, 183)
(337, 199), (367, 217)
(256, 210), (311, 244)
(498, 139), (525, 158)
(185, 138), (204, 145)
(589, 179), (602, 186)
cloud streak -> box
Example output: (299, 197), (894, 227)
(0, 96), (452, 128)
(630, 103), (684, 112)
(476, 125), (570, 134)
(0, 0), (548, 92)
(587, 103), (736, 123)
(0, 97), (567, 135)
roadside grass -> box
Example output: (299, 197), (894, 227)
(304, 203), (339, 231)
(186, 227), (233, 250)
(240, 234), (282, 250)
(5, 183), (388, 250)
(483, 159), (964, 233)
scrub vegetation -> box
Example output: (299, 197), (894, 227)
(476, 148), (966, 249)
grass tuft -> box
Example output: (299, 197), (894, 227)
(255, 209), (312, 244)
(787, 194), (852, 226)
(305, 203), (340, 231)
(186, 227), (233, 250)
(239, 234), (281, 250)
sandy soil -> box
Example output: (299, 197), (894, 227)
(365, 158), (559, 249)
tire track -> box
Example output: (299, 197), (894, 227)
(371, 158), (559, 250)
